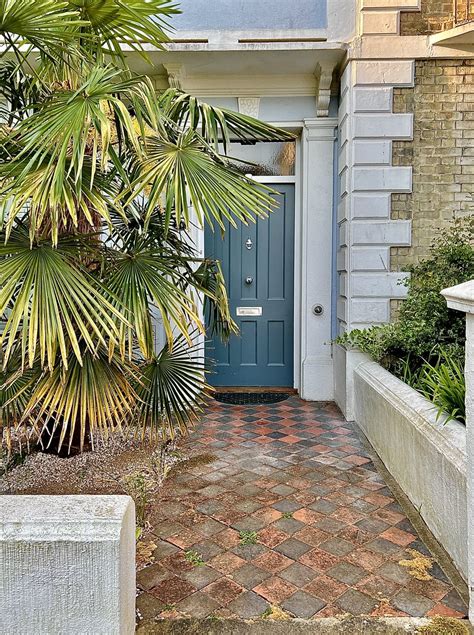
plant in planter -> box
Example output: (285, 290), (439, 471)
(0, 0), (293, 454)
(339, 216), (474, 423)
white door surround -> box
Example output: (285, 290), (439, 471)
(299, 118), (338, 400)
(241, 118), (337, 399)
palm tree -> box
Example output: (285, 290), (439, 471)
(0, 0), (293, 454)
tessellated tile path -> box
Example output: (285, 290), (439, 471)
(137, 397), (467, 622)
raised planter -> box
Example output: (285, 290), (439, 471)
(353, 359), (467, 581)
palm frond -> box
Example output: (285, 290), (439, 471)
(0, 0), (85, 57)
(24, 345), (137, 453)
(0, 61), (42, 126)
(134, 335), (208, 440)
(194, 259), (237, 341)
(105, 244), (202, 357)
(158, 90), (295, 151)
(0, 345), (38, 428)
(126, 129), (278, 232)
(0, 229), (127, 370)
(69, 0), (178, 55)
(0, 146), (128, 244)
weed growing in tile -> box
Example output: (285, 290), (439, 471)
(122, 471), (153, 528)
(239, 530), (258, 545)
(281, 511), (293, 519)
(185, 550), (204, 567)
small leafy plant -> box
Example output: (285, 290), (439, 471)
(419, 353), (466, 424)
(239, 530), (258, 545)
(281, 511), (293, 519)
(122, 472), (153, 528)
(184, 550), (204, 567)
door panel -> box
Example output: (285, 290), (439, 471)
(205, 184), (295, 386)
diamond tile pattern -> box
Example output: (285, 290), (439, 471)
(137, 397), (467, 620)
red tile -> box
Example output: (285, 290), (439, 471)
(380, 527), (416, 547)
(370, 600), (409, 617)
(426, 604), (465, 618)
(293, 508), (324, 524)
(253, 576), (297, 604)
(286, 477), (312, 490)
(258, 526), (289, 548)
(345, 454), (371, 466)
(252, 507), (282, 524)
(305, 575), (347, 602)
(316, 605), (348, 617)
(280, 435), (301, 444)
(150, 576), (196, 604)
(406, 578), (451, 602)
(213, 530), (240, 549)
(363, 494), (393, 508)
(293, 526), (329, 547)
(209, 552), (246, 574)
(254, 550), (293, 573)
(331, 507), (364, 525)
(346, 548), (385, 572)
(299, 548), (339, 571)
(167, 529), (203, 549)
(202, 578), (244, 605)
(372, 509), (405, 526)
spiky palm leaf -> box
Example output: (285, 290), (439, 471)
(0, 0), (85, 57)
(69, 0), (179, 54)
(127, 128), (277, 232)
(134, 336), (208, 440)
(0, 0), (294, 454)
(23, 345), (137, 453)
(194, 259), (237, 341)
(158, 89), (295, 150)
(0, 228), (126, 369)
(105, 243), (202, 357)
(0, 346), (38, 426)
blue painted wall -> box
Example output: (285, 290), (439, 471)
(173, 0), (327, 31)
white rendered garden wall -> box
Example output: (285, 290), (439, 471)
(0, 495), (136, 634)
(352, 358), (468, 580)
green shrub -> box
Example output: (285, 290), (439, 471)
(339, 216), (474, 373)
(338, 216), (473, 424)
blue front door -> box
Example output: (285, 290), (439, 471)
(205, 184), (295, 386)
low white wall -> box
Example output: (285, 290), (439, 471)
(354, 360), (468, 580)
(0, 495), (136, 635)
(334, 344), (368, 421)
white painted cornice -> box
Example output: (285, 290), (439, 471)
(154, 73), (319, 97)
(303, 117), (338, 140)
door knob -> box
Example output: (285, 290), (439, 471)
(245, 276), (253, 285)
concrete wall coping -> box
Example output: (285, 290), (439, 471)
(442, 280), (474, 315)
(0, 495), (136, 633)
(0, 495), (134, 542)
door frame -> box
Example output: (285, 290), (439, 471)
(202, 129), (302, 389)
(247, 169), (301, 390)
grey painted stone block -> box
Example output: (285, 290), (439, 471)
(0, 495), (136, 634)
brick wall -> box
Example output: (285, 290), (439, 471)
(391, 59), (474, 271)
(399, 0), (471, 34)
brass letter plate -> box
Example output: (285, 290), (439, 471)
(236, 307), (262, 317)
